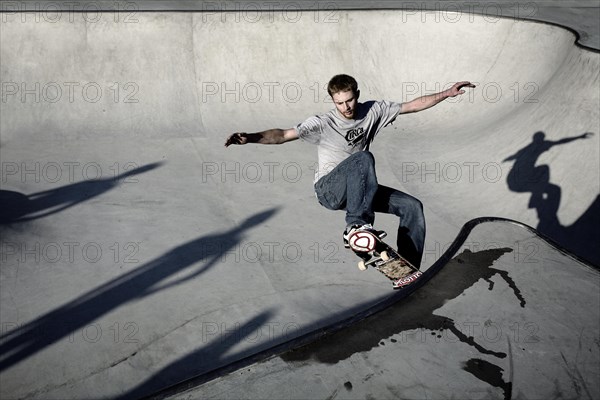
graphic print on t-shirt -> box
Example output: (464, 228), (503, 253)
(345, 127), (365, 146)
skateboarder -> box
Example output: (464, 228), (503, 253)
(225, 74), (475, 268)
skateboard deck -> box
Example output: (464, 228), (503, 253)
(347, 228), (422, 289)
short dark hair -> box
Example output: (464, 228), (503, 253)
(327, 74), (358, 97)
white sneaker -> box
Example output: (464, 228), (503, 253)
(343, 224), (376, 248)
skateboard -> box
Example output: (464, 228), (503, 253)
(347, 228), (422, 289)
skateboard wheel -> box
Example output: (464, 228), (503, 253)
(380, 251), (390, 261)
(358, 260), (367, 271)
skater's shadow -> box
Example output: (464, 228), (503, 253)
(280, 247), (516, 365)
(0, 162), (163, 224)
(503, 131), (599, 265)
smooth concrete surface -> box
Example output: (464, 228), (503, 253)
(1, 5), (599, 400)
(165, 220), (600, 400)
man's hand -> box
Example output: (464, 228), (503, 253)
(225, 132), (248, 147)
(401, 81), (476, 114)
(225, 128), (298, 147)
(445, 81), (476, 97)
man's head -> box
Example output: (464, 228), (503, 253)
(328, 74), (360, 120)
(533, 131), (545, 142)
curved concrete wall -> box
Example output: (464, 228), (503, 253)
(2, 11), (598, 260)
(1, 10), (598, 399)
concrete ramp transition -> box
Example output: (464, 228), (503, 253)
(1, 6), (598, 400)
(150, 219), (600, 400)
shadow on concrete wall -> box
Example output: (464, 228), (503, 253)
(119, 248), (514, 400)
(503, 131), (599, 266)
(0, 162), (163, 224)
(0, 209), (279, 375)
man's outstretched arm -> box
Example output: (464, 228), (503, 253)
(400, 81), (475, 114)
(225, 128), (299, 147)
(552, 132), (593, 146)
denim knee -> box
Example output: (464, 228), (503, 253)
(407, 198), (424, 220)
(352, 150), (375, 166)
(389, 195), (424, 220)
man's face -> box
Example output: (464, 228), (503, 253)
(332, 90), (358, 120)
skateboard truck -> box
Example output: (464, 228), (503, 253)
(348, 229), (389, 270)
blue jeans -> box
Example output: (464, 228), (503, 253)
(314, 151), (426, 267)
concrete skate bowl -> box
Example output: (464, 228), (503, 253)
(2, 8), (598, 263)
(0, 8), (598, 400)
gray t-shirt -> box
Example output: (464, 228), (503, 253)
(295, 100), (402, 182)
